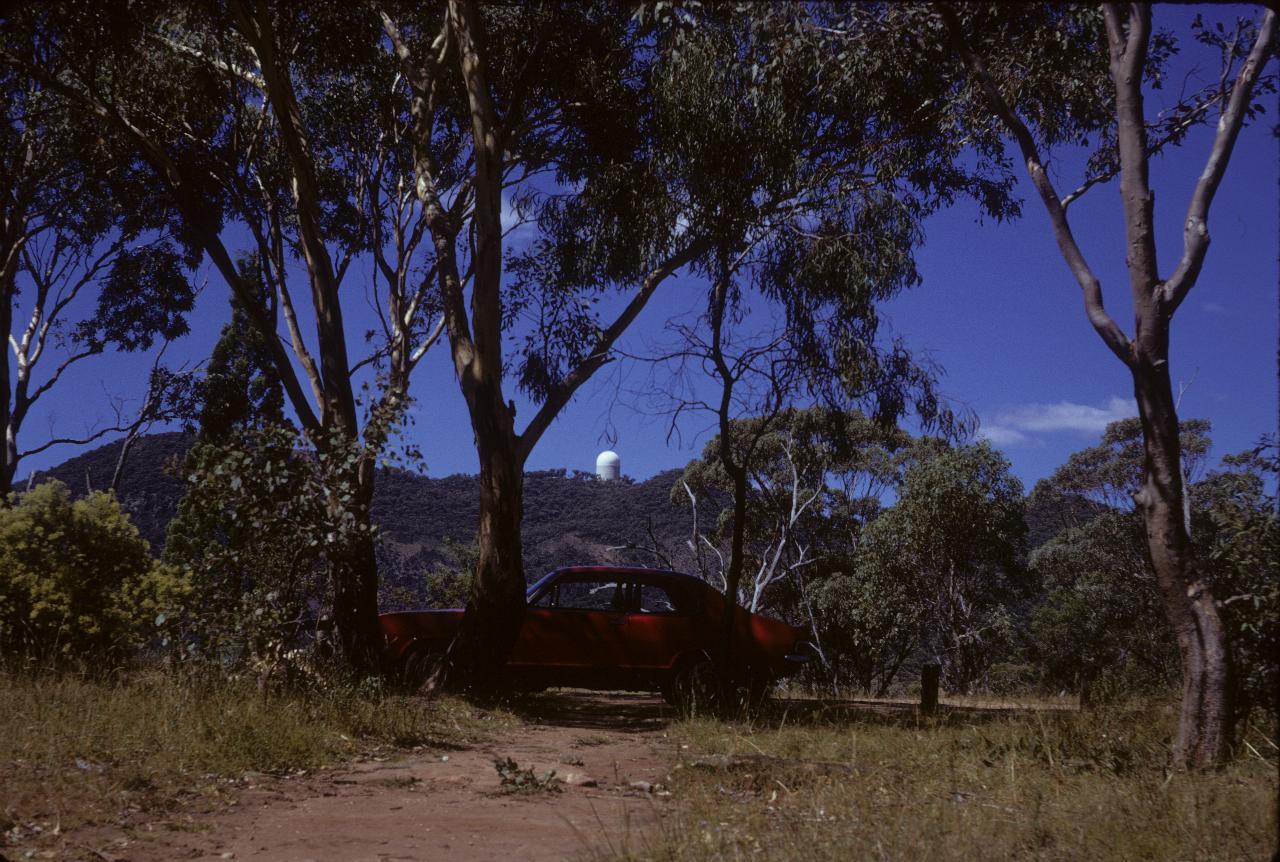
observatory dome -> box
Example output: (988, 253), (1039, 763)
(596, 450), (621, 481)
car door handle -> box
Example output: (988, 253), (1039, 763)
(608, 619), (627, 627)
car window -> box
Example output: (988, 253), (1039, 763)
(543, 578), (624, 611)
(635, 583), (683, 615)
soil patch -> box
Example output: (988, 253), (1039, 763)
(91, 692), (680, 862)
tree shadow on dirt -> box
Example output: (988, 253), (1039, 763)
(503, 689), (1077, 733)
(505, 690), (676, 733)
(765, 696), (1078, 730)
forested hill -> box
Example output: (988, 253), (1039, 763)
(19, 433), (701, 577)
(23, 432), (1100, 581)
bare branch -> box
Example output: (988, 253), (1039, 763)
(1163, 9), (1277, 314)
(20, 422), (127, 459)
(516, 239), (708, 463)
(938, 4), (1133, 366)
(149, 31), (266, 90)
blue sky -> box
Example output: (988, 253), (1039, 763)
(16, 4), (1279, 495)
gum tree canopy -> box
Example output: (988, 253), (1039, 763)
(0, 31), (196, 494)
(3, 1), (451, 673)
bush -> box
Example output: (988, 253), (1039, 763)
(162, 424), (332, 670)
(0, 481), (187, 665)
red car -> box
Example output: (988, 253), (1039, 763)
(379, 566), (810, 707)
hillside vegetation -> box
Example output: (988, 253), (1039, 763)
(23, 433), (702, 588)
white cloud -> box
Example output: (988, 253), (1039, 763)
(978, 396), (1136, 447)
(976, 425), (1031, 447)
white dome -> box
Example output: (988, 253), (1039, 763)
(596, 450), (621, 480)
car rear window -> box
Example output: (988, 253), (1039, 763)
(635, 583), (684, 615)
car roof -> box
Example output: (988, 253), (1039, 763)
(528, 565), (712, 594)
(545, 565), (705, 582)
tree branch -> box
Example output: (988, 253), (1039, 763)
(938, 4), (1133, 366)
(516, 239), (708, 463)
(1163, 9), (1277, 314)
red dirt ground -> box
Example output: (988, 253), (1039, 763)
(121, 692), (678, 862)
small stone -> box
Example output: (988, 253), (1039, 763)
(561, 772), (598, 787)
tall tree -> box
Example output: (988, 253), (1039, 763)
(864, 443), (1027, 694)
(941, 3), (1277, 767)
(0, 37), (196, 492)
(3, 2), (446, 673)
(633, 0), (1050, 696)
(382, 1), (709, 689)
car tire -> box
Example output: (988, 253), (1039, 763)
(399, 645), (445, 694)
(670, 657), (720, 716)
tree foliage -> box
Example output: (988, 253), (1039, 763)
(162, 425), (355, 668)
(855, 442), (1026, 693)
(0, 481), (187, 664)
(1029, 512), (1177, 699)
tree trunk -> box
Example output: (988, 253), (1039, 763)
(1, 251), (16, 499)
(450, 387), (527, 695)
(718, 468), (748, 686)
(328, 455), (384, 676)
(1130, 335), (1229, 768)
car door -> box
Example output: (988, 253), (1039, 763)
(617, 577), (699, 670)
(509, 573), (628, 671)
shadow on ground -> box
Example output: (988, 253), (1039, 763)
(506, 690), (676, 733)
(503, 689), (1078, 733)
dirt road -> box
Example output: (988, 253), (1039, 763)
(127, 692), (679, 862)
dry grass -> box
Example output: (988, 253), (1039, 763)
(0, 670), (514, 853)
(609, 700), (1278, 861)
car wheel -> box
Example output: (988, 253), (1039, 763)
(399, 645), (445, 694)
(671, 657), (720, 716)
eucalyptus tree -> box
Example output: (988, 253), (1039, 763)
(2, 2), (446, 672)
(675, 408), (908, 614)
(940, 2), (1276, 767)
(0, 34), (196, 493)
(379, 1), (714, 687)
(873, 442), (1027, 694)
(631, 1), (1062, 691)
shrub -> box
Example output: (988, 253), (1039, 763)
(162, 424), (331, 670)
(0, 481), (188, 665)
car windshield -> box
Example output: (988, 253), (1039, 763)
(526, 571), (559, 599)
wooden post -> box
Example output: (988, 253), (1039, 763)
(921, 663), (940, 715)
